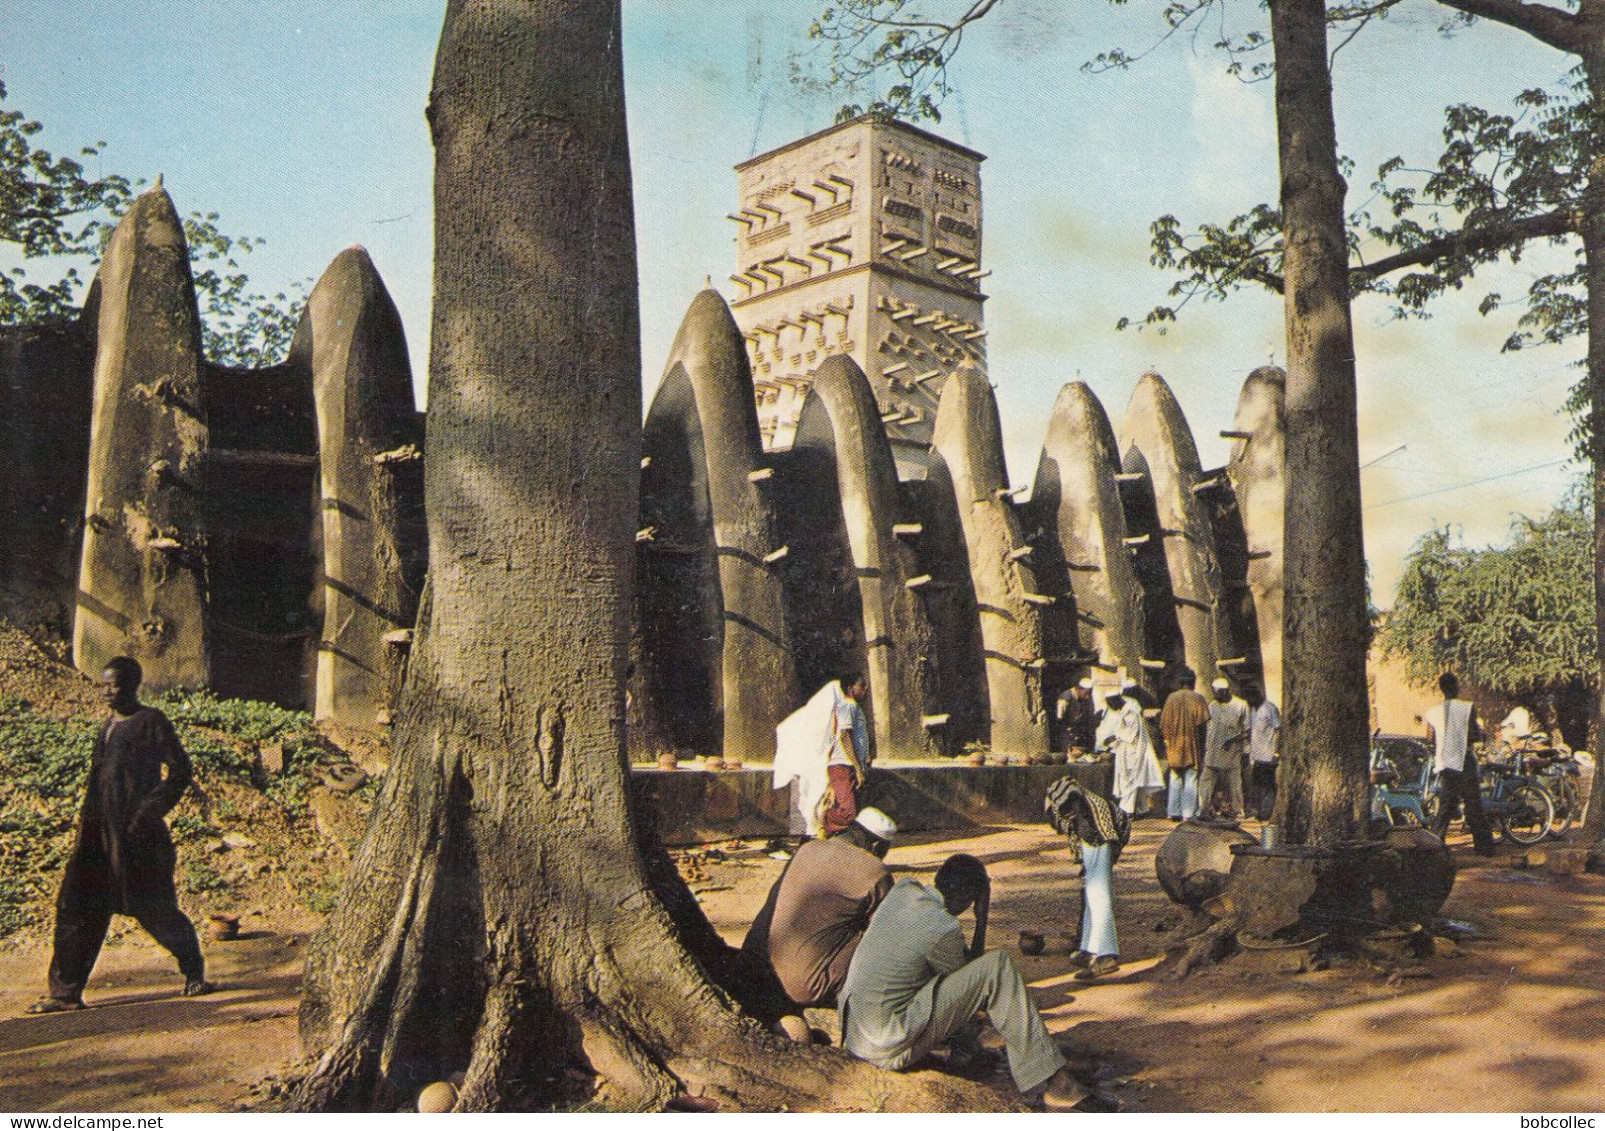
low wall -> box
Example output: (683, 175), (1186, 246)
(631, 760), (1114, 847)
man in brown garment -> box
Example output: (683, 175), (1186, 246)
(27, 656), (213, 1013)
(1159, 668), (1210, 822)
(741, 807), (896, 1007)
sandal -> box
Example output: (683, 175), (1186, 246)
(182, 979), (217, 997)
(25, 997), (84, 1014)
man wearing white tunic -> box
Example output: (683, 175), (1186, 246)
(1096, 687), (1165, 816)
(772, 675), (871, 837)
(1200, 678), (1250, 820)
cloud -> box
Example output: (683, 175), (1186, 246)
(1186, 54), (1276, 211)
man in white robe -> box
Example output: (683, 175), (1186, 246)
(1096, 687), (1165, 816)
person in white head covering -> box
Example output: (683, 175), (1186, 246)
(1055, 677), (1098, 754)
(1095, 685), (1166, 815)
(1200, 677), (1250, 820)
(741, 808), (898, 1009)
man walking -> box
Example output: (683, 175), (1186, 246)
(1424, 672), (1496, 856)
(840, 855), (1088, 1109)
(773, 673), (873, 838)
(1159, 669), (1209, 821)
(1200, 677), (1249, 821)
(27, 656), (212, 1013)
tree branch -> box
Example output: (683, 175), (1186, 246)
(1434, 0), (1584, 54)
(1351, 207), (1576, 284)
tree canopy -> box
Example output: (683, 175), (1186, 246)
(0, 80), (301, 368)
(1383, 485), (1593, 703)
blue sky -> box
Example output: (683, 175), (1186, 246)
(0, 0), (1581, 600)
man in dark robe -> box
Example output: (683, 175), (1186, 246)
(27, 656), (213, 1012)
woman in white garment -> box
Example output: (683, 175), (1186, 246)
(1096, 687), (1166, 816)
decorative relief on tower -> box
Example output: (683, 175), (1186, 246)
(732, 117), (986, 479)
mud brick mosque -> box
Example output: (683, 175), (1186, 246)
(0, 118), (1286, 761)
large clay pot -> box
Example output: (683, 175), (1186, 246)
(1370, 826), (1456, 925)
(1155, 821), (1256, 909)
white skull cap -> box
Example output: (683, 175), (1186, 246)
(853, 807), (898, 841)
(1077, 678), (1094, 690)
(1211, 677), (1231, 690)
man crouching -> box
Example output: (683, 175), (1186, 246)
(838, 854), (1087, 1109)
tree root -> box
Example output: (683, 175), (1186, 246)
(1161, 918), (1241, 980)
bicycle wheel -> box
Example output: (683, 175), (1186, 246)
(1499, 784), (1553, 846)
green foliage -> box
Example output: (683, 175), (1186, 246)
(182, 858), (232, 896)
(1382, 484), (1593, 700)
(155, 688), (312, 745)
(154, 689), (323, 813)
(301, 875), (341, 916)
(170, 811), (220, 844)
(803, 0), (1003, 124)
(0, 695), (96, 931)
(0, 80), (305, 367)
(0, 80), (130, 323)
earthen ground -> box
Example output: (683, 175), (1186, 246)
(0, 817), (1599, 1113)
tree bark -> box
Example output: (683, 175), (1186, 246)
(294, 1), (1019, 1111)
(1580, 33), (1605, 847)
(1265, 0), (1372, 846)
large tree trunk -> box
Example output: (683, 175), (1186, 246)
(1582, 37), (1605, 850)
(294, 1), (1016, 1111)
(1265, 0), (1372, 846)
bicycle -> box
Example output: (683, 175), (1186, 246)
(1474, 762), (1554, 846)
(1485, 735), (1582, 839)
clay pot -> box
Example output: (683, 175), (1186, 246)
(656, 752), (678, 771)
(724, 756), (743, 771)
(967, 751), (987, 767)
(207, 914), (240, 942)
(703, 756), (727, 772)
(321, 763), (368, 795)
(417, 1081), (459, 1113)
(1018, 930), (1046, 956)
(775, 1015), (811, 1042)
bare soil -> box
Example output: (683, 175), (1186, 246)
(1, 816), (1600, 1112)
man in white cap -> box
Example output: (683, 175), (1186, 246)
(1096, 683), (1166, 815)
(742, 807), (898, 1008)
(1055, 677), (1098, 755)
(1200, 677), (1250, 820)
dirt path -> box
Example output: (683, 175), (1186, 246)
(1, 824), (1600, 1112)
(0, 911), (317, 1113)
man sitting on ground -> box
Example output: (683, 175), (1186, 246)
(741, 807), (897, 1010)
(839, 854), (1088, 1109)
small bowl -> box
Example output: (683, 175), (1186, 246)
(656, 752), (678, 771)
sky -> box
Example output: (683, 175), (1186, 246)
(0, 0), (1583, 602)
